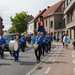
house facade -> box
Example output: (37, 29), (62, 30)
(27, 0), (75, 43)
(42, 1), (66, 40)
(63, 0), (75, 43)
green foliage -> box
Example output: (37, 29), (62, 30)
(10, 11), (29, 33)
(8, 26), (17, 33)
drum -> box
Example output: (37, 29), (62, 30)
(9, 40), (18, 51)
(33, 43), (39, 50)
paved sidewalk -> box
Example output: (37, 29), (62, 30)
(45, 45), (75, 75)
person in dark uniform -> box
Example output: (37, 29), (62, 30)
(45, 34), (50, 53)
(28, 34), (31, 44)
(20, 35), (26, 52)
(48, 33), (53, 51)
(41, 32), (45, 56)
(0, 34), (6, 59)
(32, 32), (43, 62)
(13, 35), (22, 62)
(8, 35), (14, 56)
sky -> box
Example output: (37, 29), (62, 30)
(0, 0), (61, 30)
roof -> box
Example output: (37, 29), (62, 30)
(31, 9), (46, 21)
(27, 15), (34, 23)
(42, 1), (63, 17)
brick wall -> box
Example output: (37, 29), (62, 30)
(0, 17), (2, 35)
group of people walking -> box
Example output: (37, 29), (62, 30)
(0, 34), (26, 62)
(32, 32), (53, 62)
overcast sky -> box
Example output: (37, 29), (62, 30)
(0, 0), (61, 30)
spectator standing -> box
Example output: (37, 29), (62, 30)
(64, 34), (68, 49)
(57, 35), (59, 42)
(54, 35), (56, 42)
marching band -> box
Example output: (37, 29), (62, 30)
(0, 16), (53, 63)
(32, 32), (53, 62)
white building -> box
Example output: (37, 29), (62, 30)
(27, 21), (34, 35)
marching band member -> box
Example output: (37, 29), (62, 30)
(48, 33), (53, 51)
(41, 32), (45, 56)
(8, 35), (14, 56)
(20, 35), (26, 52)
(0, 34), (6, 59)
(45, 34), (50, 53)
(32, 32), (43, 62)
(37, 16), (46, 35)
(13, 35), (22, 62)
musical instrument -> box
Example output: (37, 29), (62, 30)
(33, 42), (39, 50)
(33, 36), (41, 50)
(8, 40), (18, 51)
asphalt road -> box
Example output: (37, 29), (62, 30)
(0, 45), (56, 75)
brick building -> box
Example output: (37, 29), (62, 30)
(0, 17), (3, 35)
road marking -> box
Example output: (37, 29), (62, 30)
(53, 59), (56, 62)
(72, 51), (74, 53)
(73, 60), (75, 63)
(72, 55), (74, 57)
(74, 68), (75, 75)
(45, 67), (51, 74)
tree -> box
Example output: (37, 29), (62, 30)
(7, 26), (17, 33)
(10, 11), (29, 33)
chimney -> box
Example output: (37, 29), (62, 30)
(39, 10), (41, 12)
(47, 6), (50, 9)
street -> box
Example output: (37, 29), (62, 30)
(0, 44), (56, 75)
(0, 43), (75, 75)
(27, 43), (75, 75)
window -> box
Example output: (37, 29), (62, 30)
(67, 14), (70, 23)
(62, 31), (65, 35)
(68, 0), (70, 4)
(70, 30), (74, 39)
(65, 0), (67, 8)
(71, 11), (74, 21)
(46, 20), (47, 26)
(30, 26), (32, 30)
(51, 21), (53, 28)
(63, 19), (65, 24)
(28, 27), (29, 31)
